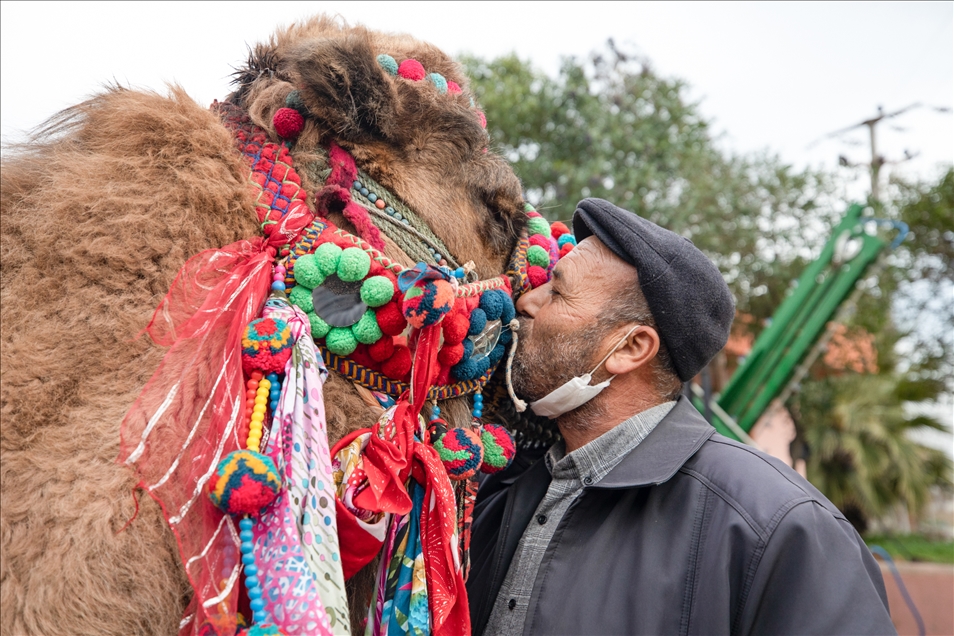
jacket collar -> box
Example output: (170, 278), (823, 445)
(593, 396), (714, 489)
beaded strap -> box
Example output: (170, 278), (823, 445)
(319, 346), (493, 400)
(505, 232), (532, 300)
(215, 102), (312, 252)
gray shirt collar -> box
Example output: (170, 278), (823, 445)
(545, 400), (676, 485)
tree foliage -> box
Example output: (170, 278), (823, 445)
(463, 47), (836, 323)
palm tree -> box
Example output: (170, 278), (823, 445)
(794, 373), (952, 532)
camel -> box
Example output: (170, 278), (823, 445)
(0, 15), (542, 635)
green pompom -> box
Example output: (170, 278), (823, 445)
(527, 245), (550, 268)
(285, 90), (307, 113)
(523, 202), (536, 213)
(527, 217), (551, 237)
(308, 312), (330, 339)
(377, 54), (398, 76)
(314, 243), (343, 277)
(352, 310), (383, 344)
(325, 327), (358, 356)
(360, 275), (395, 308)
(289, 285), (314, 313)
(293, 253), (325, 289)
(337, 247), (372, 282)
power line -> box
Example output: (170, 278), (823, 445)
(808, 103), (952, 203)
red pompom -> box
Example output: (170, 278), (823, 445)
(528, 234), (550, 251)
(376, 301), (408, 336)
(398, 59), (426, 81)
(447, 80), (462, 94)
(550, 221), (570, 238)
(368, 336), (396, 362)
(527, 265), (549, 288)
(476, 110), (487, 128)
(441, 311), (469, 345)
(349, 343), (377, 369)
(438, 343), (465, 366)
(559, 243), (574, 258)
(273, 107), (305, 139)
(381, 345), (412, 380)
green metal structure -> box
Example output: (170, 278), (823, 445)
(697, 203), (907, 441)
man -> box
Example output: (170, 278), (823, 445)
(466, 198), (895, 635)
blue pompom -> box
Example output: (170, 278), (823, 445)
(429, 72), (448, 94)
(473, 355), (491, 378)
(463, 338), (474, 359)
(499, 329), (513, 345)
(468, 308), (487, 336)
(488, 342), (506, 367)
(558, 234), (577, 247)
(479, 290), (504, 321)
(452, 357), (480, 381)
(500, 295), (516, 325)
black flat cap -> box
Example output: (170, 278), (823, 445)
(573, 198), (734, 382)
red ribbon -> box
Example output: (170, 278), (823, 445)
(333, 323), (469, 634)
(119, 237), (275, 636)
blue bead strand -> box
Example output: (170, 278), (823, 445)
(239, 515), (267, 625)
(266, 372), (281, 414)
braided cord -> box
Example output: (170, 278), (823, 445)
(319, 345), (494, 400)
(354, 169), (459, 268)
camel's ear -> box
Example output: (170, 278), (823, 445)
(287, 35), (398, 144)
(469, 155), (529, 258)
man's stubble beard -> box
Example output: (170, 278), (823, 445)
(511, 316), (611, 431)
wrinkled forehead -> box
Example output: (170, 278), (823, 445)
(553, 235), (638, 289)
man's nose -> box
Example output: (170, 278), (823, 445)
(516, 284), (546, 318)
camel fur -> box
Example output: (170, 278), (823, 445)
(1, 15), (526, 636)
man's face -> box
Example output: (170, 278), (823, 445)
(511, 237), (630, 402)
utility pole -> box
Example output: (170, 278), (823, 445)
(829, 103), (923, 205)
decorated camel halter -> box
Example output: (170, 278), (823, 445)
(121, 54), (578, 636)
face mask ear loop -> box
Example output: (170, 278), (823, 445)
(588, 324), (641, 377)
(505, 318), (528, 412)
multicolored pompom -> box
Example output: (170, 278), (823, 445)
(402, 278), (455, 329)
(208, 450), (282, 516)
(241, 318), (293, 374)
(480, 424), (516, 474)
(433, 426), (484, 481)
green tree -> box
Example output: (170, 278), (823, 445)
(463, 47), (837, 323)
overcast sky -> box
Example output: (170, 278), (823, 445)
(2, 1), (951, 201)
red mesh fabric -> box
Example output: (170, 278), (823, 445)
(119, 238), (275, 635)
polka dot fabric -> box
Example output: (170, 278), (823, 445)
(252, 301), (347, 634)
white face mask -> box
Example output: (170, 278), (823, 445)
(529, 325), (639, 419)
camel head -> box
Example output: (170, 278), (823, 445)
(230, 16), (529, 279)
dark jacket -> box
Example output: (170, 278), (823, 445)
(467, 398), (895, 635)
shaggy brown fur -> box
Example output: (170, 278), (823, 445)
(1, 15), (526, 636)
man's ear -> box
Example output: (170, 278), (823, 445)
(604, 325), (659, 376)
